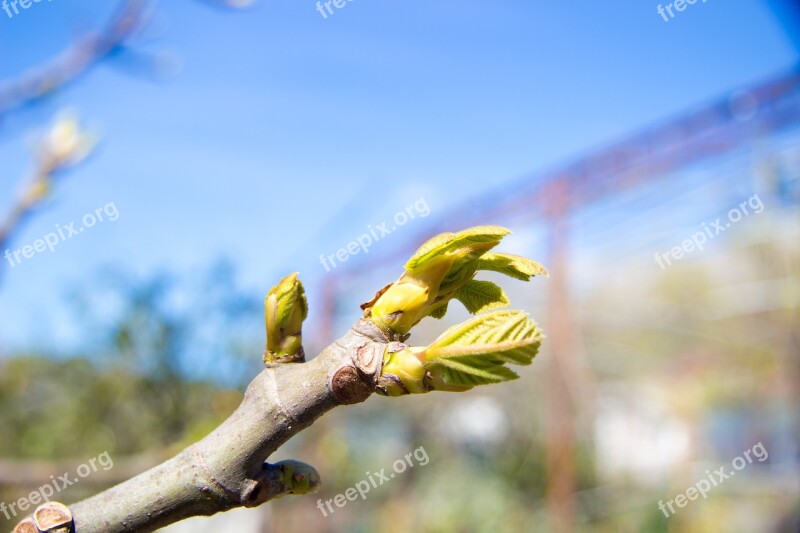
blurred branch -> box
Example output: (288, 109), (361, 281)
(0, 0), (250, 267)
(0, 115), (96, 259)
(198, 0), (255, 9)
(0, 0), (256, 117)
(0, 0), (144, 282)
(0, 0), (150, 116)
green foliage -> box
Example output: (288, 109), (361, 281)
(0, 263), (259, 461)
(454, 280), (509, 314)
(428, 302), (449, 319)
(0, 356), (241, 459)
(377, 311), (543, 395)
(363, 225), (547, 336)
(476, 252), (549, 281)
(425, 311), (542, 389)
(268, 273), (308, 326)
(370, 226), (546, 395)
(404, 225), (510, 273)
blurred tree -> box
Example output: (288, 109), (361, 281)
(0, 262), (264, 523)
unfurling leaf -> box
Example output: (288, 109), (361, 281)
(429, 357), (520, 388)
(429, 302), (449, 319)
(272, 272), (308, 325)
(375, 310), (543, 395)
(404, 225), (510, 273)
(455, 280), (509, 314)
(364, 226), (525, 336)
(477, 252), (549, 281)
(425, 310), (541, 364)
(424, 310), (542, 389)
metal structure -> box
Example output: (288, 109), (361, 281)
(321, 66), (800, 531)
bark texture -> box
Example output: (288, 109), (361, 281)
(64, 320), (388, 533)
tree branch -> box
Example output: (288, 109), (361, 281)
(63, 320), (386, 533)
(0, 115), (96, 265)
(0, 0), (149, 116)
(0, 0), (255, 116)
(11, 225), (547, 532)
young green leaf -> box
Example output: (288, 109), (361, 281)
(270, 272), (308, 325)
(404, 225), (510, 273)
(363, 225), (547, 337)
(429, 356), (521, 388)
(476, 253), (550, 281)
(429, 302), (449, 319)
(426, 311), (541, 362)
(375, 310), (543, 394)
(454, 280), (510, 314)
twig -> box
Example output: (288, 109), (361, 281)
(65, 320), (385, 532)
(10, 225), (547, 532)
(0, 0), (150, 116)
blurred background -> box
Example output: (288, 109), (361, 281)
(0, 0), (798, 531)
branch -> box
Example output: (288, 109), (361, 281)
(0, 0), (256, 116)
(0, 0), (251, 277)
(0, 115), (96, 256)
(11, 226), (547, 532)
(0, 0), (149, 116)
(64, 320), (384, 532)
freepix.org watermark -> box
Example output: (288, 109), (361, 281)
(656, 0), (708, 22)
(315, 0), (354, 19)
(658, 442), (768, 518)
(654, 193), (764, 270)
(0, 451), (113, 520)
(4, 201), (119, 268)
(316, 446), (430, 517)
(319, 197), (430, 272)
(2, 0), (53, 19)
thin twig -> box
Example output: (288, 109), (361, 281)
(0, 0), (150, 116)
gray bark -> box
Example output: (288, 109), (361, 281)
(67, 320), (388, 532)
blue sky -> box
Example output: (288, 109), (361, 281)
(0, 0), (796, 351)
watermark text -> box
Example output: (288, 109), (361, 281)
(654, 193), (763, 269)
(0, 451), (114, 520)
(319, 197), (430, 272)
(4, 201), (120, 268)
(2, 0), (55, 19)
(316, 446), (429, 516)
(657, 0), (708, 22)
(658, 442), (768, 517)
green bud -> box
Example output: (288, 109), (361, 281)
(375, 310), (543, 394)
(363, 226), (510, 336)
(376, 346), (429, 396)
(363, 225), (547, 337)
(364, 226), (546, 394)
(271, 460), (321, 497)
(367, 274), (438, 335)
(264, 272), (308, 365)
